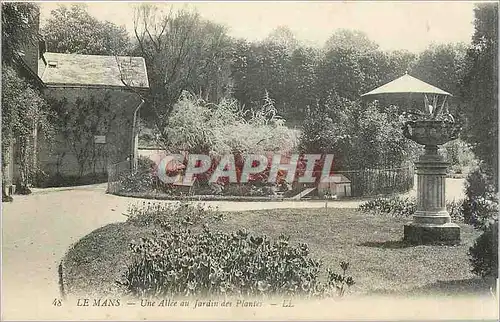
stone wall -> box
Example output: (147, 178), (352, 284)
(38, 87), (142, 176)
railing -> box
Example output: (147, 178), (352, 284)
(336, 163), (415, 197)
(107, 160), (415, 198)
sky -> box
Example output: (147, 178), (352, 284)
(39, 1), (479, 53)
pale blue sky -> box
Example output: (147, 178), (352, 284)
(39, 1), (479, 53)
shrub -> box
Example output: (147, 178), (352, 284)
(469, 219), (498, 278)
(446, 199), (465, 223)
(358, 196), (417, 217)
(461, 166), (499, 278)
(441, 139), (478, 174)
(118, 202), (354, 298)
(118, 171), (153, 194)
(464, 166), (496, 200)
(459, 167), (498, 229)
(359, 196), (465, 223)
(119, 229), (354, 298)
(126, 202), (223, 230)
(115, 156), (157, 194)
(299, 98), (417, 170)
(164, 91), (297, 156)
(137, 155), (157, 172)
(460, 195), (499, 229)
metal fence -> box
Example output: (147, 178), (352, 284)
(336, 162), (415, 197)
(107, 159), (415, 198)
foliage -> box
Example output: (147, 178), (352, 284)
(358, 196), (465, 223)
(411, 43), (468, 109)
(131, 4), (234, 138)
(319, 30), (386, 101)
(48, 92), (129, 176)
(125, 202), (222, 230)
(299, 97), (417, 170)
(1, 2), (41, 64)
(164, 91), (297, 156)
(1, 65), (54, 190)
(461, 166), (499, 279)
(324, 29), (379, 53)
(1, 3), (55, 192)
(118, 171), (153, 194)
(264, 25), (300, 54)
(460, 195), (499, 230)
(468, 219), (498, 278)
(116, 156), (157, 194)
(464, 166), (497, 201)
(41, 4), (131, 55)
(460, 3), (498, 188)
(137, 155), (157, 172)
(441, 139), (478, 174)
(118, 203), (354, 298)
(358, 196), (417, 218)
(459, 167), (499, 230)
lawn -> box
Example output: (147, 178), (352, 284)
(61, 207), (492, 298)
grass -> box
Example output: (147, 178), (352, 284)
(62, 207), (492, 298)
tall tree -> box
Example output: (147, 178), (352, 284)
(324, 29), (379, 53)
(385, 50), (417, 81)
(460, 3), (498, 188)
(318, 29), (387, 101)
(412, 43), (468, 110)
(264, 25), (299, 54)
(285, 46), (320, 122)
(131, 4), (234, 145)
(42, 4), (131, 55)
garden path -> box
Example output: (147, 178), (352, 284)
(1, 177), (465, 319)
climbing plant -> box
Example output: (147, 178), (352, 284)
(1, 65), (54, 193)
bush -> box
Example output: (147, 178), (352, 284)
(460, 166), (499, 278)
(460, 196), (499, 229)
(115, 156), (157, 194)
(359, 196), (465, 223)
(459, 167), (498, 229)
(441, 139), (478, 174)
(118, 171), (153, 194)
(126, 202), (223, 229)
(358, 196), (416, 217)
(118, 202), (355, 298)
(164, 91), (297, 156)
(299, 98), (417, 170)
(469, 220), (498, 278)
(137, 155), (157, 172)
(464, 166), (496, 200)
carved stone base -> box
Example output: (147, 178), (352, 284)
(404, 222), (461, 245)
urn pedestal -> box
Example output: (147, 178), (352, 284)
(402, 120), (461, 245)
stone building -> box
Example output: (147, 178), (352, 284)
(37, 52), (149, 177)
(4, 8), (149, 193)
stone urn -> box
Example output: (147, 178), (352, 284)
(402, 119), (462, 244)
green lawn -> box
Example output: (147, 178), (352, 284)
(62, 208), (492, 298)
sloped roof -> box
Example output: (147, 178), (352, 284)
(40, 52), (149, 89)
(361, 73), (452, 97)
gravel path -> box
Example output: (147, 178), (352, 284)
(1, 178), (467, 320)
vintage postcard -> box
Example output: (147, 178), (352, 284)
(1, 1), (499, 320)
